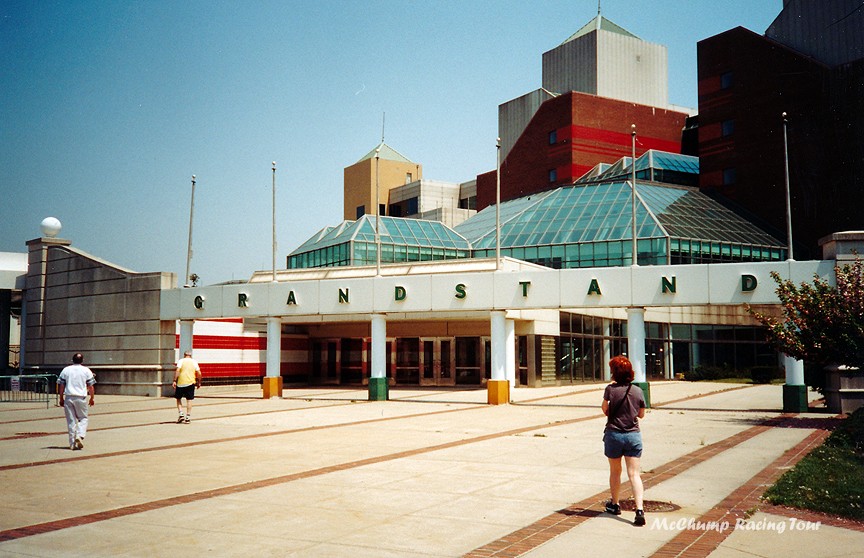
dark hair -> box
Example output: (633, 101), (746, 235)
(609, 356), (634, 384)
(72, 353), (84, 364)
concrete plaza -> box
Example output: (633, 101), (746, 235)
(0, 381), (860, 557)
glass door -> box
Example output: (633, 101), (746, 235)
(420, 338), (456, 386)
(311, 339), (340, 385)
(395, 338), (420, 385)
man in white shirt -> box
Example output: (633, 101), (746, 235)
(57, 353), (96, 450)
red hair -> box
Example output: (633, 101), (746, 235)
(609, 356), (634, 384)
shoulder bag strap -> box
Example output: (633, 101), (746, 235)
(606, 384), (632, 428)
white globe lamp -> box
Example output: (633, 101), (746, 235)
(40, 217), (62, 238)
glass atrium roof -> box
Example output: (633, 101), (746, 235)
(454, 181), (782, 249)
(577, 150), (699, 183)
(290, 215), (470, 256)
(289, 149), (783, 270)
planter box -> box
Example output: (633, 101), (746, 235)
(824, 365), (864, 414)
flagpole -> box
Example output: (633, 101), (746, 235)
(782, 112), (794, 261)
(631, 124), (638, 267)
(272, 162), (277, 282)
(184, 175), (196, 287)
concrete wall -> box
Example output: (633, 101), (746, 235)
(541, 28), (668, 110)
(22, 237), (176, 396)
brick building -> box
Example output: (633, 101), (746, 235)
(696, 0), (864, 258)
(476, 91), (687, 209)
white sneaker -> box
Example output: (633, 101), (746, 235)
(177, 414), (185, 423)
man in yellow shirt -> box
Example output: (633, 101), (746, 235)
(173, 350), (202, 423)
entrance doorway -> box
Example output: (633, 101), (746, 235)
(311, 339), (340, 384)
(420, 338), (455, 386)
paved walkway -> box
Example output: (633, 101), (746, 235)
(0, 381), (860, 557)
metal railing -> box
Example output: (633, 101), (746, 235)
(0, 374), (58, 408)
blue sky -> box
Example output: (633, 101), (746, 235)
(1, 0), (783, 284)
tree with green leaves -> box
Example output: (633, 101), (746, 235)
(749, 257), (864, 371)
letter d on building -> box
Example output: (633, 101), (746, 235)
(394, 286), (406, 301)
(741, 274), (758, 292)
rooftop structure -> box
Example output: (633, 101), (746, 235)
(292, 151), (786, 270)
(343, 142), (422, 221)
(288, 215), (471, 269)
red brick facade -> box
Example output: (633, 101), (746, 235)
(477, 91), (688, 209)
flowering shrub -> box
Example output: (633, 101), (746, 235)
(749, 257), (864, 371)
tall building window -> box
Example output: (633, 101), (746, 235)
(548, 130), (557, 145)
(720, 71), (733, 90)
(405, 173), (413, 184)
(721, 119), (735, 137)
(548, 168), (557, 183)
(356, 205), (365, 219)
(379, 203), (387, 216)
(723, 167), (737, 185)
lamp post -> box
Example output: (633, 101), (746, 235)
(782, 113), (794, 261)
(631, 124), (638, 267)
(272, 162), (278, 281)
(375, 147), (381, 276)
(184, 175), (196, 288)
(496, 137), (501, 270)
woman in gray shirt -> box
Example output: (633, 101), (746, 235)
(602, 355), (646, 526)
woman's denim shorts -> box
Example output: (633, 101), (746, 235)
(603, 429), (643, 458)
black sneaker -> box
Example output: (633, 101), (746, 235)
(605, 501), (621, 515)
(177, 415), (185, 424)
(634, 509), (645, 526)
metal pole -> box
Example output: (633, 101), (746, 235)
(782, 113), (794, 261)
(184, 175), (196, 287)
(496, 137), (501, 270)
(272, 161), (277, 281)
(375, 147), (381, 276)
(631, 124), (638, 267)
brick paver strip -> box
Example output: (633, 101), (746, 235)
(0, 385), (798, 546)
(647, 426), (832, 558)
(463, 415), (834, 558)
(0, 410), (607, 542)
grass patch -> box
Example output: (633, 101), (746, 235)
(762, 408), (864, 520)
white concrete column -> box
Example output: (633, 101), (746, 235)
(490, 311), (506, 381)
(505, 318), (516, 388)
(602, 318), (612, 381)
(784, 354), (805, 385)
(626, 307), (646, 383)
(179, 320), (194, 357)
(371, 313), (387, 379)
(266, 317), (281, 378)
(665, 324), (675, 379)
